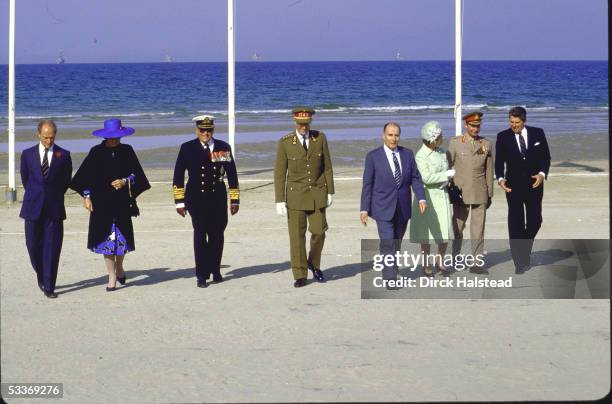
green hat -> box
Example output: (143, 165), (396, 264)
(292, 107), (315, 124)
(421, 121), (443, 143)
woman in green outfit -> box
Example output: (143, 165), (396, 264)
(409, 121), (455, 276)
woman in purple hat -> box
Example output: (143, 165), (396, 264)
(71, 119), (150, 291)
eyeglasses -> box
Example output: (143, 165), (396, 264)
(198, 128), (214, 133)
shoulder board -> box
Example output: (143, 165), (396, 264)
(281, 133), (294, 141)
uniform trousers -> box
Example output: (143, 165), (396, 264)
(287, 207), (327, 280)
(452, 203), (486, 257)
(190, 206), (227, 281)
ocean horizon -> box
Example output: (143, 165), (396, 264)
(0, 60), (608, 150)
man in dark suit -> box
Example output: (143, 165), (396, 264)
(19, 120), (72, 298)
(360, 122), (427, 282)
(495, 106), (551, 274)
(173, 115), (240, 288)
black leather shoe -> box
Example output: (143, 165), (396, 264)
(307, 260), (325, 282)
(212, 274), (224, 283)
(293, 278), (307, 288)
(44, 291), (58, 298)
(515, 266), (525, 275)
(38, 282), (45, 292)
(106, 286), (116, 292)
(197, 280), (208, 288)
(117, 275), (126, 285)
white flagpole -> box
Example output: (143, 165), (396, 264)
(227, 0), (236, 154)
(454, 0), (462, 136)
(6, 0), (17, 202)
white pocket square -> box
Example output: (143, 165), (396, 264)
(534, 142), (541, 146)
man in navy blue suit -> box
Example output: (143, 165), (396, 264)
(360, 122), (427, 282)
(495, 107), (551, 274)
(19, 120), (72, 298)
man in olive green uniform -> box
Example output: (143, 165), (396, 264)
(448, 111), (494, 274)
(274, 107), (335, 288)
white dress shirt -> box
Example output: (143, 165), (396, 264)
(38, 143), (54, 166)
(514, 127), (528, 152)
(383, 144), (402, 174)
(201, 138), (215, 153)
(295, 129), (309, 149)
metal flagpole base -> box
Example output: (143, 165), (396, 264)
(5, 187), (17, 203)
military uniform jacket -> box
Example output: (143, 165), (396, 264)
(447, 134), (494, 204)
(274, 130), (334, 211)
(173, 138), (239, 210)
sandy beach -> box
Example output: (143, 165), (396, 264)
(0, 136), (609, 402)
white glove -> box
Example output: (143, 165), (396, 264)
(446, 169), (456, 178)
(439, 181), (448, 189)
(275, 202), (287, 216)
(327, 194), (333, 207)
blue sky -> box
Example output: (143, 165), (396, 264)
(0, 0), (607, 63)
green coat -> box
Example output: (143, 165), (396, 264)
(409, 144), (453, 243)
(274, 130), (335, 210)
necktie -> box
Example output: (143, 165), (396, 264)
(203, 142), (211, 160)
(41, 148), (49, 178)
(302, 136), (308, 152)
(392, 152), (401, 188)
(517, 134), (526, 158)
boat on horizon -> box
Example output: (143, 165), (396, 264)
(251, 52), (262, 62)
(394, 50), (404, 61)
(165, 54), (174, 63)
(56, 50), (65, 64)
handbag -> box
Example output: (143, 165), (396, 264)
(447, 180), (464, 205)
(127, 180), (140, 217)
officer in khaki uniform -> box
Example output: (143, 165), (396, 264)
(274, 107), (335, 287)
(447, 111), (494, 274)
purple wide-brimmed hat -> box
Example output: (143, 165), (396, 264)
(92, 118), (135, 138)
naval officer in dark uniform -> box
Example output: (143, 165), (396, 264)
(173, 115), (240, 288)
(274, 107), (335, 288)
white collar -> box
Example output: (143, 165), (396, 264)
(200, 138), (215, 147)
(295, 129), (309, 140)
(515, 127), (527, 137)
(39, 143), (54, 153)
(383, 144), (398, 154)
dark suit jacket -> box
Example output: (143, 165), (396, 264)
(360, 146), (426, 222)
(19, 144), (72, 221)
(495, 126), (551, 193)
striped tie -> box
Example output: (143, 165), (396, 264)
(517, 133), (527, 158)
(41, 148), (49, 178)
(392, 152), (401, 188)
